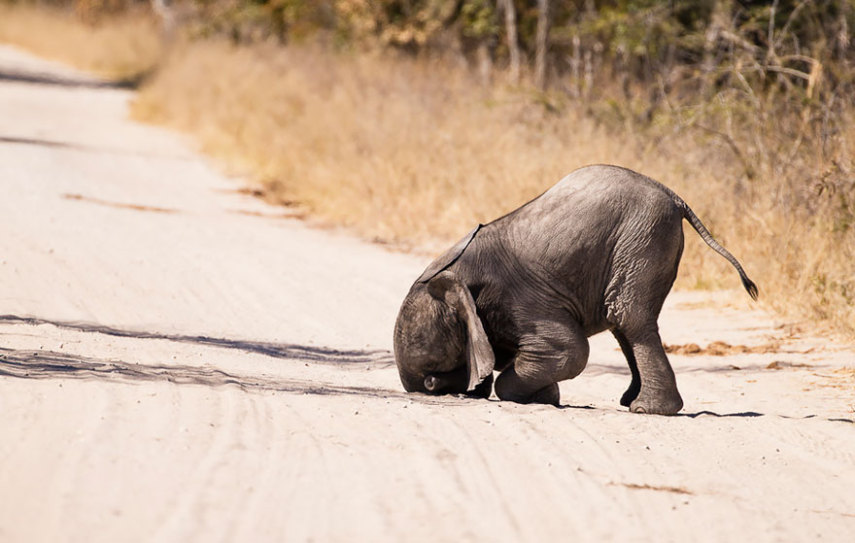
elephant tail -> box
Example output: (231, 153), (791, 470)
(671, 192), (759, 300)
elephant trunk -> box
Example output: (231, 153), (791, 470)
(394, 273), (495, 396)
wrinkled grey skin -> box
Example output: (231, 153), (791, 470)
(393, 165), (758, 415)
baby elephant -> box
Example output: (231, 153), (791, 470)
(393, 165), (758, 415)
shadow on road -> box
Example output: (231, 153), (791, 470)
(0, 314), (393, 367)
(3, 315), (851, 421)
(681, 409), (852, 424)
(0, 345), (407, 400)
(2, 345), (852, 420)
(0, 135), (83, 150)
(0, 134), (195, 161)
(0, 68), (147, 90)
(0, 345), (487, 407)
(679, 410), (765, 418)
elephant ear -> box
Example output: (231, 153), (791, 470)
(427, 271), (495, 391)
(416, 224), (482, 284)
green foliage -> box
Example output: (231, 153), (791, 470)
(34, 1), (855, 85)
(461, 0), (498, 39)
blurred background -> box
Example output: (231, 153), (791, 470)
(1, 0), (853, 335)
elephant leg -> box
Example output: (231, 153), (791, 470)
(495, 319), (589, 406)
(621, 326), (683, 415)
(495, 368), (560, 406)
(612, 329), (641, 407)
(603, 208), (684, 413)
(467, 373), (494, 399)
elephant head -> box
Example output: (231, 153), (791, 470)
(393, 270), (495, 396)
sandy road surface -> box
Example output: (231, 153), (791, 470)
(0, 44), (853, 542)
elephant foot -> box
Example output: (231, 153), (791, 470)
(619, 381), (641, 407)
(629, 390), (683, 415)
(466, 374), (494, 399)
(496, 382), (560, 406)
(528, 383), (560, 406)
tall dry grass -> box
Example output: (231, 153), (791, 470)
(131, 43), (696, 247)
(0, 2), (160, 78)
(132, 42), (632, 244)
(1, 3), (850, 335)
(132, 40), (854, 334)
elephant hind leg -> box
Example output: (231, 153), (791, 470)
(495, 319), (588, 406)
(612, 329), (641, 407)
(620, 326), (683, 415)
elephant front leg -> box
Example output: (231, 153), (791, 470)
(467, 373), (494, 399)
(495, 366), (561, 406)
(620, 327), (683, 415)
(494, 320), (589, 407)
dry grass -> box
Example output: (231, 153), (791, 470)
(133, 42), (619, 246)
(130, 40), (854, 335)
(130, 42), (717, 247)
(0, 3), (160, 78)
(1, 4), (850, 336)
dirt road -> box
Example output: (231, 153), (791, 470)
(1, 45), (853, 542)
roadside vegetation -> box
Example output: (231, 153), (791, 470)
(1, 0), (853, 335)
(0, 1), (160, 78)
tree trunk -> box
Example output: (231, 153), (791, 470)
(569, 34), (581, 97)
(534, 0), (551, 91)
(150, 0), (177, 44)
(477, 41), (493, 86)
(500, 0), (521, 84)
